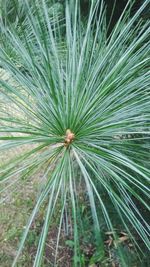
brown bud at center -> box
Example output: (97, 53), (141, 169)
(64, 129), (75, 146)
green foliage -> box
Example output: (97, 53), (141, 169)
(0, 0), (150, 266)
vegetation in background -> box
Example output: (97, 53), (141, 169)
(0, 0), (150, 266)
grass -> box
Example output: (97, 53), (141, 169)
(0, 179), (38, 267)
(0, 180), (149, 266)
